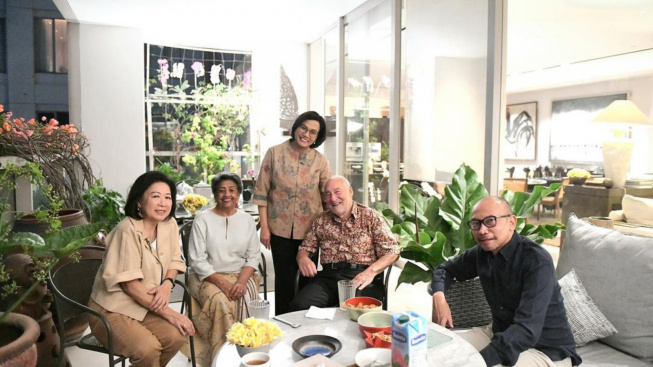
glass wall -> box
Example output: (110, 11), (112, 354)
(344, 0), (393, 205)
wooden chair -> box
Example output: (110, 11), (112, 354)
(48, 246), (196, 367)
(503, 178), (528, 193)
(538, 178), (569, 222)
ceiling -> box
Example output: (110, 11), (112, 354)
(55, 0), (653, 92)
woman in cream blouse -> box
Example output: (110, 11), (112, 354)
(89, 171), (194, 367)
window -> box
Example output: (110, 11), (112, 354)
(36, 111), (70, 125)
(34, 18), (67, 73)
(0, 19), (6, 73)
(144, 44), (254, 180)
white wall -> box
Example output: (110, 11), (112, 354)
(506, 75), (653, 177)
(68, 23), (312, 196)
(68, 23), (145, 197)
(402, 0), (489, 183)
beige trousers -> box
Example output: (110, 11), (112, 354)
(458, 325), (572, 367)
(89, 300), (187, 367)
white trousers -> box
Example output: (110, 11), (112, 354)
(458, 325), (573, 367)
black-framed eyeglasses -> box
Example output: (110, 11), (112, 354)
(467, 214), (512, 230)
(298, 124), (319, 138)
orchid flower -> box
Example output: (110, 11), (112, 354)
(226, 68), (236, 88)
(210, 64), (222, 85)
(243, 71), (252, 88)
(191, 62), (205, 77)
(171, 62), (185, 79)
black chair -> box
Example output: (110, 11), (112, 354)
(443, 277), (492, 329)
(293, 253), (394, 311)
(48, 245), (196, 367)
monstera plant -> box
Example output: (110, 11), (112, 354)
(376, 164), (564, 287)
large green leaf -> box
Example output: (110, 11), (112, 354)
(39, 222), (103, 258)
(400, 184), (432, 228)
(439, 164), (487, 251)
(509, 184), (561, 217)
(381, 208), (403, 227)
(396, 261), (432, 288)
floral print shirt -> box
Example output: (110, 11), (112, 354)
(252, 140), (331, 239)
(299, 203), (399, 265)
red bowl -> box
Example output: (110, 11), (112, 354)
(357, 311), (392, 338)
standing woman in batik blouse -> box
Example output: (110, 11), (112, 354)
(252, 111), (331, 315)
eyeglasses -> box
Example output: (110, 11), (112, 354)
(298, 124), (319, 138)
(467, 214), (512, 230)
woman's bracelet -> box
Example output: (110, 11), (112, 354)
(163, 277), (175, 290)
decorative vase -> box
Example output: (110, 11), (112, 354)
(0, 312), (39, 367)
(236, 344), (271, 358)
(570, 177), (587, 186)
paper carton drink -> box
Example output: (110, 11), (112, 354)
(391, 311), (427, 367)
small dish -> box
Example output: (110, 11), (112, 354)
(355, 348), (391, 366)
(291, 335), (342, 358)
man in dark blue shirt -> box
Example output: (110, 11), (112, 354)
(431, 197), (581, 367)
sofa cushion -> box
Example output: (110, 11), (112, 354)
(576, 341), (653, 367)
(557, 214), (653, 361)
(622, 194), (653, 225)
(558, 269), (617, 346)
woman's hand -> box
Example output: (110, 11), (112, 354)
(147, 282), (173, 312)
(166, 311), (196, 337)
(259, 225), (271, 250)
(228, 281), (248, 301)
(213, 277), (234, 297)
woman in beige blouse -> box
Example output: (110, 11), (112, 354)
(252, 111), (331, 315)
(89, 171), (194, 367)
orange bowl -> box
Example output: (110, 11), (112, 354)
(345, 296), (382, 321)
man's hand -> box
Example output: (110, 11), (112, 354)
(433, 291), (454, 328)
(352, 268), (377, 290)
(297, 250), (317, 277)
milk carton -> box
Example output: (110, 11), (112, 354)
(391, 311), (427, 367)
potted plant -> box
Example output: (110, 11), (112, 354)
(82, 179), (126, 233)
(0, 161), (102, 367)
(567, 168), (591, 186)
(375, 164), (565, 286)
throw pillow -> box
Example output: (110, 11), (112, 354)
(622, 194), (653, 225)
(557, 214), (653, 361)
(558, 269), (617, 346)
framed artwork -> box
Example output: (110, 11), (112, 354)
(505, 102), (537, 160)
(549, 93), (626, 163)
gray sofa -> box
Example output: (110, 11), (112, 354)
(557, 214), (653, 366)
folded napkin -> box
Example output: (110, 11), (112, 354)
(305, 306), (337, 320)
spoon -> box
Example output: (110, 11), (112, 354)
(273, 316), (301, 328)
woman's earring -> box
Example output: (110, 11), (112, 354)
(137, 205), (142, 218)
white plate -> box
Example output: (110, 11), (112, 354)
(355, 348), (391, 366)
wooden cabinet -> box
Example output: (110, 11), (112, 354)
(562, 185), (653, 224)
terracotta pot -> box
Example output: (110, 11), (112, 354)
(0, 312), (39, 367)
(12, 209), (88, 237)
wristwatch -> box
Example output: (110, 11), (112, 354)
(163, 277), (175, 289)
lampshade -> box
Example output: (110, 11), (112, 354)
(591, 100), (651, 125)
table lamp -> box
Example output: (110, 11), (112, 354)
(591, 100), (651, 188)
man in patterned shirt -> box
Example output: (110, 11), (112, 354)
(289, 175), (399, 311)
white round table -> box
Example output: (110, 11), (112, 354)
(213, 308), (484, 366)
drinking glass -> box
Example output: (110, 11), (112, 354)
(248, 299), (270, 320)
(338, 280), (356, 310)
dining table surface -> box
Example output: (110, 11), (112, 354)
(213, 308), (484, 367)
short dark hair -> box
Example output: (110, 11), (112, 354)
(124, 171), (177, 220)
(289, 111), (327, 148)
(211, 172), (243, 196)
